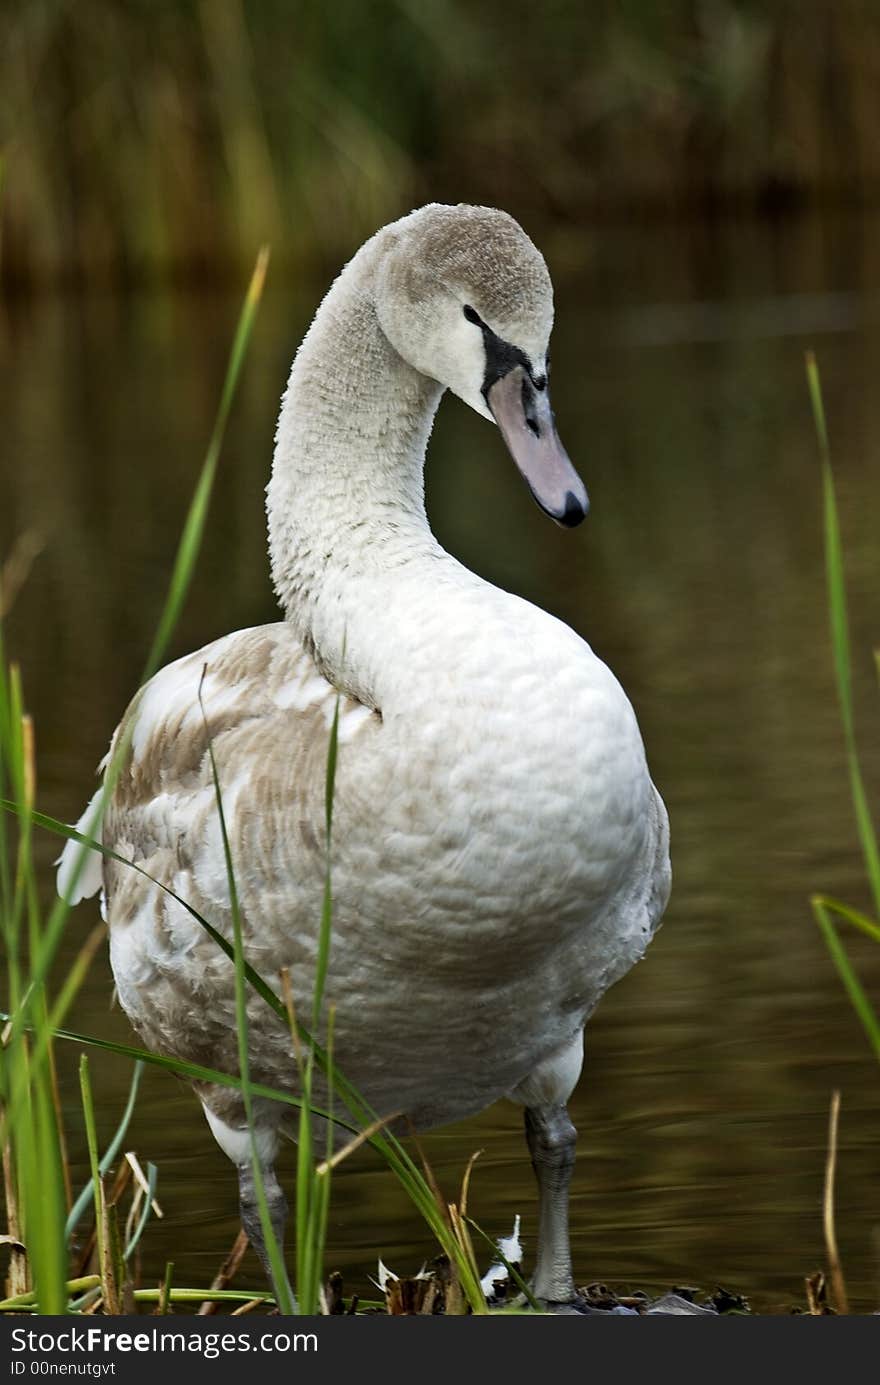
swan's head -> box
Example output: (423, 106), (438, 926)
(375, 203), (588, 527)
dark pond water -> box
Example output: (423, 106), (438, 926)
(3, 212), (880, 1311)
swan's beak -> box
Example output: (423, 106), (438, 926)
(486, 366), (588, 528)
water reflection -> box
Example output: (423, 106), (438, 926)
(2, 213), (879, 1309)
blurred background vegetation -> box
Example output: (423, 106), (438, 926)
(3, 0), (880, 286)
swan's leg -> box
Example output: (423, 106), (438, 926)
(524, 1102), (577, 1302)
(237, 1158), (294, 1308)
(509, 1030), (584, 1307)
(202, 1102), (296, 1309)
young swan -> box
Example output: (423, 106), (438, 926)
(59, 204), (670, 1311)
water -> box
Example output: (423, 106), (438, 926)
(3, 213), (880, 1311)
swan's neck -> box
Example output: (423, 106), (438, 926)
(267, 244), (445, 696)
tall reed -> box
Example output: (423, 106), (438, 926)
(806, 351), (880, 1062)
(1, 245), (271, 1314)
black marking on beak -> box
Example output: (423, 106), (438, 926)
(463, 304), (588, 527)
(463, 303), (537, 398)
(560, 490), (587, 527)
(486, 364), (588, 528)
(521, 374), (542, 438)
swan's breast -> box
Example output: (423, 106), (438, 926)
(303, 580), (660, 1017)
(374, 582), (651, 880)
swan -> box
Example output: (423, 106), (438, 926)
(58, 203), (670, 1310)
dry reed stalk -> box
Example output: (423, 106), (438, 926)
(805, 1270), (831, 1314)
(124, 1152), (163, 1219)
(230, 1297), (263, 1316)
(1, 1136), (28, 1298)
(0, 532), (44, 621)
(279, 967), (304, 1070)
(315, 1111), (399, 1176)
(156, 1261), (173, 1315)
(823, 1089), (849, 1314)
(406, 1121), (452, 1232)
(47, 1041), (73, 1213)
(97, 1175), (121, 1315)
(198, 1229), (250, 1315)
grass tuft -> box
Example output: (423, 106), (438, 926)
(0, 249), (272, 1314)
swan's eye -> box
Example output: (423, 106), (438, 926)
(463, 305), (483, 326)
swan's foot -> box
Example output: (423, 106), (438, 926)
(537, 1294), (604, 1315)
(517, 1285), (639, 1315)
(544, 1294), (641, 1315)
(499, 1287), (615, 1314)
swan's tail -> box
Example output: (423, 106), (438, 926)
(55, 786), (105, 905)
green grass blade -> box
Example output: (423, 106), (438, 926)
(806, 352), (880, 918)
(324, 696), (340, 843)
(31, 1077), (69, 1314)
(297, 704), (343, 1314)
(141, 248), (269, 684)
(197, 672), (295, 1313)
(44, 922), (106, 1047)
(0, 624), (13, 934)
(124, 1160), (158, 1263)
(133, 1287), (272, 1306)
(0, 1276), (101, 1313)
(813, 897), (880, 1062)
(311, 1005), (336, 1314)
(466, 1216), (540, 1312)
(158, 1261), (174, 1315)
(0, 1012), (348, 1130)
(0, 1284), (275, 1313)
(294, 1070), (313, 1309)
(66, 1062), (144, 1239)
(79, 1054), (112, 1310)
(811, 894), (880, 945)
(0, 655), (68, 1315)
(313, 697), (340, 1029)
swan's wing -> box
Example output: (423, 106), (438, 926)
(56, 623), (374, 912)
(58, 623), (379, 1062)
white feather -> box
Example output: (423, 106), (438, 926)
(55, 787), (105, 904)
